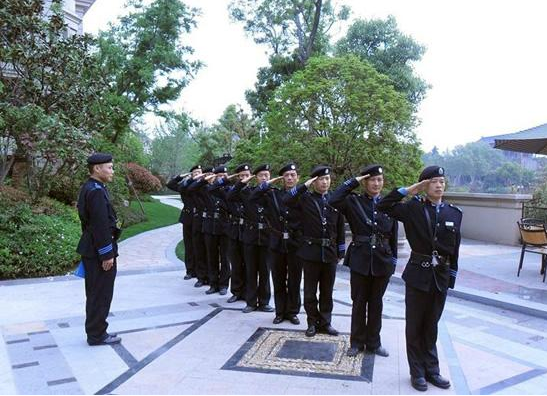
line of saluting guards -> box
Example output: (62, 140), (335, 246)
(167, 161), (463, 392)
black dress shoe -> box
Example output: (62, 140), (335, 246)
(227, 295), (240, 303)
(242, 305), (257, 313)
(305, 325), (316, 337)
(219, 288), (228, 295)
(426, 374), (451, 389)
(273, 315), (284, 324)
(258, 304), (274, 312)
(205, 286), (219, 295)
(346, 346), (364, 357)
(183, 274), (194, 280)
(88, 335), (121, 346)
(287, 315), (300, 325)
(366, 345), (389, 357)
(318, 324), (339, 336)
(194, 280), (204, 288)
(411, 376), (428, 392)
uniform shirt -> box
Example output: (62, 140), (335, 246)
(179, 178), (205, 231)
(329, 177), (398, 277)
(227, 182), (271, 246)
(249, 182), (300, 253)
(377, 188), (463, 292)
(282, 184), (346, 264)
(166, 175), (195, 225)
(76, 178), (118, 261)
(187, 179), (228, 236)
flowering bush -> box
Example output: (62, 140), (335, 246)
(125, 163), (162, 193)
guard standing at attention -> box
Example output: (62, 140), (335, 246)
(329, 164), (397, 358)
(76, 153), (122, 346)
(283, 165), (345, 337)
(377, 165), (462, 392)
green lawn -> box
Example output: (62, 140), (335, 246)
(175, 239), (185, 262)
(119, 199), (181, 241)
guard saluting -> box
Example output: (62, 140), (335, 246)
(76, 153), (121, 346)
(377, 165), (462, 392)
(329, 164), (398, 358)
(283, 165), (345, 337)
(250, 163), (303, 325)
(166, 165), (203, 280)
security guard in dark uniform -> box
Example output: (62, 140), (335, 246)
(190, 166), (231, 295)
(377, 165), (462, 392)
(208, 164), (250, 303)
(179, 167), (212, 287)
(283, 165), (345, 337)
(76, 153), (121, 346)
(227, 164), (274, 313)
(250, 163), (302, 325)
(329, 164), (398, 358)
(166, 165), (202, 280)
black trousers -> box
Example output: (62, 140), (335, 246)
(243, 243), (271, 307)
(204, 233), (230, 289)
(83, 257), (116, 343)
(229, 238), (246, 298)
(270, 249), (302, 316)
(302, 260), (337, 327)
(182, 223), (195, 276)
(192, 223), (208, 283)
(405, 284), (447, 377)
(350, 271), (390, 350)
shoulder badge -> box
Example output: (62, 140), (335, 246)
(449, 203), (463, 213)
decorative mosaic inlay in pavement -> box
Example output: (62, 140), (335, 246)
(222, 328), (375, 382)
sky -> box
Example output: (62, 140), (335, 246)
(83, 0), (547, 152)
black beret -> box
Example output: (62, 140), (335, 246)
(253, 164), (271, 175)
(234, 163), (251, 173)
(202, 166), (214, 173)
(310, 165), (331, 178)
(278, 163), (298, 176)
(419, 165), (445, 181)
(189, 165), (202, 172)
(213, 165), (228, 174)
(360, 164), (383, 177)
(87, 153), (113, 165)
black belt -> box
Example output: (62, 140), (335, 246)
(352, 233), (386, 245)
(303, 236), (336, 247)
(249, 222), (267, 230)
(410, 251), (447, 268)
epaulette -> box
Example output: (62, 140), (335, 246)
(448, 203), (463, 213)
(91, 182), (103, 191)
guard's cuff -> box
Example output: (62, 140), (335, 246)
(397, 187), (409, 196)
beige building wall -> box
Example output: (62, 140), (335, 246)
(444, 192), (533, 245)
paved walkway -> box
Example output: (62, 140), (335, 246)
(0, 195), (546, 394)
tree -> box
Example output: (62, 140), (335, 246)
(0, 0), (115, 198)
(336, 16), (429, 106)
(96, 0), (203, 144)
(149, 112), (199, 177)
(233, 55), (422, 187)
(229, 0), (350, 116)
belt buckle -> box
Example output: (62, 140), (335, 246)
(322, 239), (330, 247)
(258, 223), (264, 230)
(239, 218), (244, 225)
(370, 234), (377, 245)
(214, 213), (219, 219)
(283, 232), (289, 240)
(202, 212), (207, 218)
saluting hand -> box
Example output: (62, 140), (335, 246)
(268, 176), (283, 184)
(240, 174), (255, 184)
(407, 179), (431, 195)
(356, 174), (370, 182)
(227, 173), (239, 180)
(304, 176), (318, 188)
(179, 172), (191, 178)
(204, 174), (216, 182)
(102, 258), (114, 271)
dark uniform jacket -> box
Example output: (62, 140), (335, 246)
(208, 179), (244, 241)
(227, 182), (270, 246)
(249, 182), (300, 253)
(76, 178), (119, 261)
(329, 178), (398, 277)
(179, 178), (204, 231)
(166, 175), (194, 225)
(377, 188), (463, 292)
(282, 184), (345, 263)
(187, 179), (228, 236)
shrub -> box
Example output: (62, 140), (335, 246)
(125, 162), (162, 193)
